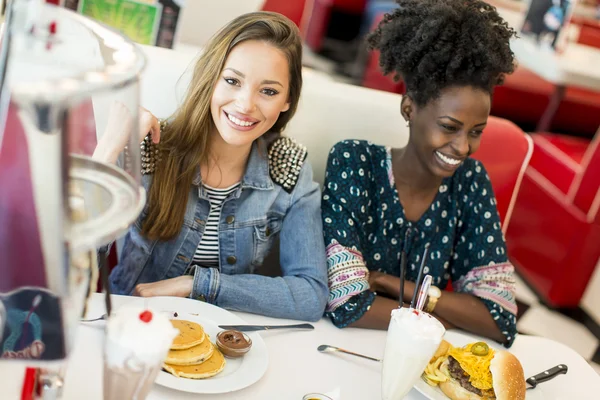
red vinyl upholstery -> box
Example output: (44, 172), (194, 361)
(472, 117), (534, 233)
(506, 130), (600, 307)
(491, 66), (600, 137)
(572, 136), (600, 218)
(361, 11), (406, 94)
(577, 24), (600, 48)
(491, 22), (600, 137)
(261, 0), (308, 27)
(304, 0), (333, 50)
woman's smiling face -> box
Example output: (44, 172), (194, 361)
(210, 40), (291, 149)
(405, 86), (491, 178)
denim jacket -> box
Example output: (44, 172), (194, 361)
(109, 133), (328, 321)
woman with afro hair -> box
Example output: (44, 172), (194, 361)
(322, 0), (519, 347)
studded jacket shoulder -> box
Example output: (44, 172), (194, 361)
(140, 119), (166, 175)
(267, 136), (307, 193)
(140, 124), (308, 194)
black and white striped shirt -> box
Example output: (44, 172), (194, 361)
(193, 182), (240, 267)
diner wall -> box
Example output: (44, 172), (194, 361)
(175, 0), (265, 47)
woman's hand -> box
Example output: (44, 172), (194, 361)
(368, 270), (385, 293)
(368, 271), (416, 303)
(93, 103), (161, 164)
(133, 276), (193, 298)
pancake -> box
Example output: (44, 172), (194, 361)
(170, 320), (205, 350)
(165, 334), (214, 365)
(163, 345), (226, 379)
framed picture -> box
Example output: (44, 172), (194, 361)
(75, 0), (183, 48)
(79, 0), (163, 46)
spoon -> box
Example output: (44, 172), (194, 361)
(317, 344), (381, 362)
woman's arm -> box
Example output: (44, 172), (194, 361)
(93, 103), (160, 164)
(321, 141), (378, 328)
(368, 273), (504, 342)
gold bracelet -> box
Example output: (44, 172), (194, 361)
(424, 285), (442, 313)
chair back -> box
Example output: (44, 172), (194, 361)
(577, 24), (600, 49)
(471, 118), (534, 233)
(570, 131), (600, 222)
(261, 0), (308, 27)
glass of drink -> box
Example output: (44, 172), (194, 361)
(103, 307), (177, 400)
(381, 307), (445, 400)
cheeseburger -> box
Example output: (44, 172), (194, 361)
(422, 340), (525, 400)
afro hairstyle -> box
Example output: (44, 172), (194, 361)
(368, 0), (517, 106)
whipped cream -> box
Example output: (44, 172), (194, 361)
(382, 308), (445, 399)
(105, 306), (178, 368)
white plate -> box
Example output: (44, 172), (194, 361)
(122, 296), (269, 394)
(413, 330), (545, 400)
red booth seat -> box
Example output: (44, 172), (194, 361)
(261, 0), (308, 28)
(507, 130), (600, 307)
(528, 133), (589, 194)
(472, 118), (534, 233)
(492, 22), (600, 137)
(491, 66), (600, 136)
(362, 11), (406, 94)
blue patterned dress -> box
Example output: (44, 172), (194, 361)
(322, 140), (518, 347)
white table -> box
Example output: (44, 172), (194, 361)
(498, 7), (600, 131)
(2, 293), (600, 399)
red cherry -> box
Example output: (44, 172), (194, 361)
(139, 310), (153, 323)
(413, 310), (419, 316)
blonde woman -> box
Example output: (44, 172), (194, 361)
(94, 12), (328, 321)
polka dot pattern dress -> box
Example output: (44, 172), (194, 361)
(322, 140), (518, 347)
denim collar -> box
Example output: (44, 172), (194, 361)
(191, 136), (274, 191)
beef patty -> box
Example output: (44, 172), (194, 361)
(447, 356), (496, 398)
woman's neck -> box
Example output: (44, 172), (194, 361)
(392, 142), (443, 195)
(201, 131), (252, 188)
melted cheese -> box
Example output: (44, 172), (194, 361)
(448, 343), (495, 390)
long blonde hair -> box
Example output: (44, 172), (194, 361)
(143, 12), (303, 241)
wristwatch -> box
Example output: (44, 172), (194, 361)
(425, 285), (442, 313)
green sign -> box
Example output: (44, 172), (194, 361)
(79, 0), (162, 45)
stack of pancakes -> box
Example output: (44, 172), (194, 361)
(162, 320), (226, 379)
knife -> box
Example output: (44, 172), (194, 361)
(218, 323), (314, 332)
(526, 364), (568, 389)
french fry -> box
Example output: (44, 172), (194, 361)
(422, 354), (449, 386)
(421, 374), (438, 387)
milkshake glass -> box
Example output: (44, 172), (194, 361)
(381, 307), (445, 399)
(103, 306), (178, 400)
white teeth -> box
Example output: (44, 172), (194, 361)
(436, 151), (462, 166)
(227, 113), (255, 127)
